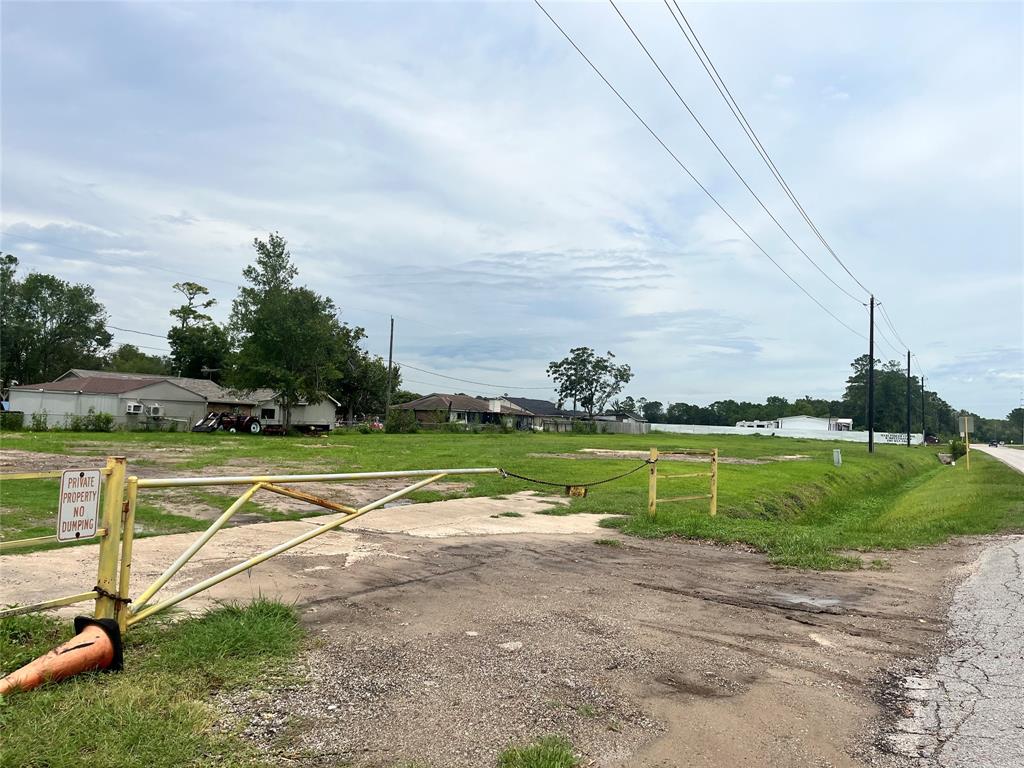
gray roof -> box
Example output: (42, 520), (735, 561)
(54, 369), (338, 407)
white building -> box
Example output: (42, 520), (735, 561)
(735, 415), (853, 432)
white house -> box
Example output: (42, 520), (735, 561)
(10, 369), (338, 431)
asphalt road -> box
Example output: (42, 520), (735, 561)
(972, 444), (1024, 473)
(891, 535), (1024, 767)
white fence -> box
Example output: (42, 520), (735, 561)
(651, 422), (923, 445)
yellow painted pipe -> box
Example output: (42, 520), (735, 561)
(129, 473), (448, 625)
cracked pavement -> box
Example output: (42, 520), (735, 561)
(889, 536), (1024, 767)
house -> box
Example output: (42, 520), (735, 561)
(10, 369), (338, 431)
(9, 374), (207, 429)
(504, 397), (577, 431)
(394, 393), (535, 429)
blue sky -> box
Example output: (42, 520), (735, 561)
(2, 1), (1021, 417)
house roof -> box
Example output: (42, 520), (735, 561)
(14, 377), (156, 395)
(32, 370), (340, 407)
(395, 393), (526, 415)
(505, 397), (569, 417)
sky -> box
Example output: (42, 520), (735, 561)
(1, 0), (1021, 418)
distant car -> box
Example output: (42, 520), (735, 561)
(989, 441), (999, 447)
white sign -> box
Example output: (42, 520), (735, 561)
(57, 469), (102, 542)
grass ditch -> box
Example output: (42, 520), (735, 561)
(606, 451), (1023, 569)
(0, 598), (302, 768)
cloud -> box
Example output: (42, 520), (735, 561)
(0, 1), (1020, 415)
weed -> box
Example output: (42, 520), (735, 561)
(499, 735), (579, 768)
(593, 538), (623, 548)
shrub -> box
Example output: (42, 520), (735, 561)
(63, 408), (115, 432)
(949, 438), (967, 461)
(385, 409), (419, 433)
(571, 420), (597, 434)
(0, 411), (24, 431)
(29, 411), (48, 432)
(357, 422), (373, 434)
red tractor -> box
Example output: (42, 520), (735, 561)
(191, 411), (263, 434)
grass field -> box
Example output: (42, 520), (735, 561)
(0, 599), (302, 768)
(1, 429), (1021, 568)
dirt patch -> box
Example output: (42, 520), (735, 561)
(200, 532), (978, 766)
(531, 448), (769, 465)
(0, 448), (96, 472)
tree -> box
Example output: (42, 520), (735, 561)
(641, 400), (664, 422)
(0, 254), (112, 385)
(168, 282), (230, 380)
(229, 233), (350, 429)
(106, 344), (170, 375)
(546, 347), (633, 419)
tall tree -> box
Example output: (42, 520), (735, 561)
(229, 233), (349, 429)
(0, 254), (112, 385)
(106, 344), (170, 375)
(547, 347), (633, 419)
(168, 281), (229, 380)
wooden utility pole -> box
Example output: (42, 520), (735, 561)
(385, 316), (395, 417)
(906, 349), (912, 447)
(868, 296), (875, 454)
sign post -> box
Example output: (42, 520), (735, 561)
(57, 469), (102, 542)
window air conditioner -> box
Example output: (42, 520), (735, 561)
(126, 402), (143, 415)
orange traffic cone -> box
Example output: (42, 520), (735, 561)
(0, 617), (123, 695)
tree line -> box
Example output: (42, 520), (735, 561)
(617, 354), (1022, 443)
(0, 234), (411, 427)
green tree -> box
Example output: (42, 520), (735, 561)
(229, 233), (348, 429)
(168, 282), (230, 380)
(0, 254), (112, 385)
(106, 344), (170, 375)
(641, 400), (664, 422)
(546, 347), (633, 419)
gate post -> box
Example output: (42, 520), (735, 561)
(116, 476), (138, 632)
(647, 447), (658, 519)
(94, 457), (126, 620)
(709, 448), (718, 517)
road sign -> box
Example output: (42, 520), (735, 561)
(959, 415), (975, 435)
(57, 469), (102, 542)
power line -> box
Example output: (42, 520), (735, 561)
(107, 324), (168, 340)
(661, 0), (872, 297)
(608, 0), (864, 304)
(876, 302), (909, 350)
(533, 0), (867, 341)
(395, 360), (554, 391)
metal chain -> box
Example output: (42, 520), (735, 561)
(499, 460), (652, 489)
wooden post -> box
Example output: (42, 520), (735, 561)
(709, 448), (718, 517)
(647, 447), (658, 519)
(964, 416), (971, 471)
(94, 457), (126, 620)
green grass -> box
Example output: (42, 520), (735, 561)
(0, 598), (302, 768)
(593, 538), (623, 548)
(2, 430), (1021, 569)
(609, 451), (1023, 569)
(498, 735), (579, 768)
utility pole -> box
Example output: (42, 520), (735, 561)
(868, 295), (875, 454)
(921, 375), (926, 438)
(906, 349), (912, 447)
(384, 316), (395, 417)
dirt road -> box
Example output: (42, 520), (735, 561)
(972, 444), (1024, 474)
